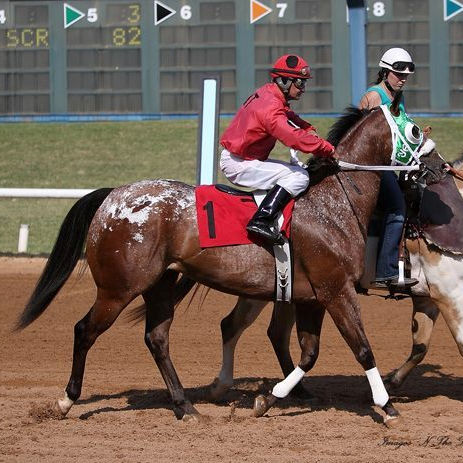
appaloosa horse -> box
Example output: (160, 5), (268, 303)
(17, 94), (442, 423)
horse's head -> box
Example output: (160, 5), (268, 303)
(388, 91), (447, 186)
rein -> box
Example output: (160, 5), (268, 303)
(338, 160), (420, 172)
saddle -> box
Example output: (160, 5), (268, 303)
(194, 184), (295, 302)
(407, 175), (463, 254)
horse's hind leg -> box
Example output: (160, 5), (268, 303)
(210, 297), (267, 401)
(254, 301), (324, 415)
(143, 270), (198, 421)
(267, 302), (309, 396)
(56, 290), (134, 417)
(384, 296), (439, 389)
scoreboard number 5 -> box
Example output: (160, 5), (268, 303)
(87, 8), (98, 22)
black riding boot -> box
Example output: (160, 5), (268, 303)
(246, 185), (292, 245)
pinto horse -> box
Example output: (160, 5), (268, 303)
(384, 155), (463, 387)
(17, 94), (438, 424)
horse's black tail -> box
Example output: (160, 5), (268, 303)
(16, 188), (114, 330)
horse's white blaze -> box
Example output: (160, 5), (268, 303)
(272, 366), (305, 398)
(365, 367), (389, 407)
(57, 391), (74, 414)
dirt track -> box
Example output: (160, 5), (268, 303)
(1, 257), (463, 462)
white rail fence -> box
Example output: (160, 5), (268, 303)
(0, 188), (95, 253)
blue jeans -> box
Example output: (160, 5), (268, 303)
(375, 171), (406, 281)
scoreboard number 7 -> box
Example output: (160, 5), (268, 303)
(276, 3), (287, 18)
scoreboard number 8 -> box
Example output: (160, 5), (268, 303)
(372, 2), (385, 17)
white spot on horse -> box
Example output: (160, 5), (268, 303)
(416, 249), (463, 345)
(91, 180), (196, 243)
(133, 232), (144, 243)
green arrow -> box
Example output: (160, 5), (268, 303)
(64, 3), (85, 29)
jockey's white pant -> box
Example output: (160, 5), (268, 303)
(220, 149), (309, 197)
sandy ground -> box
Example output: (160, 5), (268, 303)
(1, 257), (463, 463)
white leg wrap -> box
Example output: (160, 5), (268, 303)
(57, 391), (74, 414)
(365, 367), (389, 408)
(272, 366), (305, 398)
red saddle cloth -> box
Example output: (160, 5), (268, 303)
(195, 185), (295, 248)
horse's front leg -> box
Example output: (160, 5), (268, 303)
(384, 295), (439, 389)
(254, 301), (324, 416)
(323, 285), (399, 424)
(210, 297), (267, 401)
(144, 271), (199, 421)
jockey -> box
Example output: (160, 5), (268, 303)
(220, 54), (335, 245)
(359, 47), (419, 290)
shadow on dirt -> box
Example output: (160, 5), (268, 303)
(76, 363), (462, 421)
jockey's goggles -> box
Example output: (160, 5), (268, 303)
(384, 61), (415, 73)
(292, 78), (307, 90)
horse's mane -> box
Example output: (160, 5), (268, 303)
(326, 106), (370, 147)
(326, 91), (403, 147)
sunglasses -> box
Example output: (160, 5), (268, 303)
(292, 78), (307, 90)
(384, 61), (415, 72)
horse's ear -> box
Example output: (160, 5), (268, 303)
(390, 91), (403, 116)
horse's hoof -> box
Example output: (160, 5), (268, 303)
(54, 401), (68, 418)
(56, 392), (74, 417)
(382, 400), (400, 428)
(182, 413), (200, 424)
(253, 395), (270, 417)
(209, 377), (232, 402)
(253, 394), (278, 417)
(384, 414), (401, 428)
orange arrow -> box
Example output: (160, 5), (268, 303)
(250, 0), (272, 24)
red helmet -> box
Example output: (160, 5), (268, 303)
(270, 54), (312, 79)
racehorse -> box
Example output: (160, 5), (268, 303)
(385, 154), (463, 387)
(17, 93), (443, 424)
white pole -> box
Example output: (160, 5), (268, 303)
(18, 224), (29, 253)
(196, 76), (220, 185)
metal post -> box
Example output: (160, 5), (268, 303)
(346, 0), (367, 106)
(196, 77), (221, 185)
